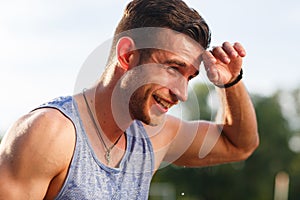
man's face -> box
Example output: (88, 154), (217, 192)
(127, 31), (204, 126)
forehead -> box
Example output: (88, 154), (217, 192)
(130, 27), (204, 67)
(155, 33), (203, 68)
(156, 29), (204, 60)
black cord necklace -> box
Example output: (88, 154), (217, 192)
(82, 89), (123, 166)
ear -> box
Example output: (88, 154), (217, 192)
(116, 37), (139, 71)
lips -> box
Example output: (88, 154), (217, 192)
(153, 94), (173, 110)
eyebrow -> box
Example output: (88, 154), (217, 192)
(163, 59), (200, 77)
(163, 59), (187, 67)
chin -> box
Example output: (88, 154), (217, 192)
(134, 112), (166, 127)
(129, 97), (166, 126)
(148, 121), (159, 127)
(147, 114), (166, 127)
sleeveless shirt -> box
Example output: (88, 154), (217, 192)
(36, 96), (154, 200)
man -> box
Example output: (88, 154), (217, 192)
(0, 0), (259, 199)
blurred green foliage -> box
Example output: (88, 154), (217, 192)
(150, 83), (300, 200)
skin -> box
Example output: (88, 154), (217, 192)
(0, 30), (259, 199)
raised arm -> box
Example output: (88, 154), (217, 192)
(163, 42), (259, 167)
(204, 42), (259, 157)
(0, 108), (75, 199)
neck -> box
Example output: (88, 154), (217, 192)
(93, 65), (133, 140)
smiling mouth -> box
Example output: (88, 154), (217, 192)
(153, 94), (173, 110)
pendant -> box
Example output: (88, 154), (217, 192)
(105, 150), (111, 165)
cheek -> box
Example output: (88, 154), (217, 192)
(129, 86), (152, 109)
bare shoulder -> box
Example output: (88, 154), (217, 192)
(149, 114), (195, 148)
(150, 115), (212, 165)
(0, 108), (75, 199)
(1, 107), (76, 171)
(161, 114), (207, 137)
(146, 115), (190, 166)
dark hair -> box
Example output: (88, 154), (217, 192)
(107, 0), (211, 66)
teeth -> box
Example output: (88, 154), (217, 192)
(154, 95), (171, 109)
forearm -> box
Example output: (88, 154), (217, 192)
(216, 81), (259, 153)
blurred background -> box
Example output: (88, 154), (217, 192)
(0, 0), (299, 199)
(150, 83), (300, 199)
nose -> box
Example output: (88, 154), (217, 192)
(170, 77), (188, 102)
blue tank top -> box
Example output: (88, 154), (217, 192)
(36, 96), (154, 200)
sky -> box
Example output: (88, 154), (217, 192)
(0, 0), (299, 134)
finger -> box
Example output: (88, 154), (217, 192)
(222, 42), (238, 59)
(207, 67), (220, 83)
(233, 42), (246, 57)
(202, 50), (217, 70)
(202, 51), (220, 82)
(211, 46), (230, 64)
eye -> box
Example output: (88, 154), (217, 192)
(167, 66), (179, 74)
